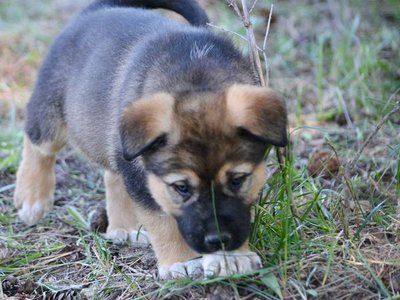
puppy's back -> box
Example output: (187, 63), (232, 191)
(84, 0), (209, 26)
(25, 0), (208, 148)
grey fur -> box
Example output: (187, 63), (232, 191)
(26, 5), (255, 168)
(25, 1), (257, 211)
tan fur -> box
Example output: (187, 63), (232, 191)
(105, 171), (198, 265)
(14, 137), (57, 209)
(238, 240), (250, 252)
(104, 171), (141, 233)
(216, 162), (253, 185)
(147, 174), (183, 216)
(163, 170), (200, 187)
(175, 92), (229, 141)
(247, 161), (267, 203)
(216, 162), (266, 203)
(135, 205), (198, 267)
(226, 84), (286, 144)
(215, 162), (233, 186)
(121, 93), (177, 148)
(14, 135), (66, 225)
(147, 170), (200, 216)
(34, 127), (67, 156)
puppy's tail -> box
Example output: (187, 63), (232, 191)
(83, 0), (209, 26)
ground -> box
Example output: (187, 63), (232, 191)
(0, 0), (399, 299)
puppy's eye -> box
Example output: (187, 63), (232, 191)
(229, 173), (249, 191)
(172, 181), (192, 200)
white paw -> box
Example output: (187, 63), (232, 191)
(203, 251), (262, 277)
(18, 201), (53, 226)
(104, 228), (150, 245)
(159, 258), (203, 280)
(104, 228), (128, 244)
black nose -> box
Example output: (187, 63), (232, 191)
(204, 232), (232, 250)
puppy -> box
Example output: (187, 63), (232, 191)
(14, 0), (287, 279)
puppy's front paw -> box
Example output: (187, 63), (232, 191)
(17, 200), (53, 226)
(203, 251), (262, 277)
(104, 228), (149, 245)
(159, 258), (203, 280)
(14, 177), (54, 226)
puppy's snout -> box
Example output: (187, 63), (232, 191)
(204, 232), (232, 250)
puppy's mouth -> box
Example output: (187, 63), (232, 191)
(176, 199), (252, 254)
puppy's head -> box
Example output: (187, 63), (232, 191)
(120, 84), (287, 253)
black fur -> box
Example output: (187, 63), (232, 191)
(84, 0), (209, 26)
(116, 153), (160, 211)
(177, 188), (251, 253)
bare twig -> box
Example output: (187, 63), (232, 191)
(262, 5), (274, 51)
(227, 0), (265, 85)
(227, 0), (285, 166)
(262, 4), (274, 87)
(382, 87), (400, 112)
(207, 23), (263, 52)
(226, 0), (242, 18)
(248, 0), (259, 14)
(240, 0), (265, 86)
(219, 1), (274, 86)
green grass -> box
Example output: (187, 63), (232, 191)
(1, 0), (399, 299)
(0, 102), (23, 173)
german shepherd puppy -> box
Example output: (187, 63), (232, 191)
(14, 0), (287, 279)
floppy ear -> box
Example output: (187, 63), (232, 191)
(226, 84), (288, 147)
(119, 93), (175, 161)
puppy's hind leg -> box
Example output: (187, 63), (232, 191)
(104, 170), (149, 245)
(14, 47), (69, 225)
(14, 132), (66, 226)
